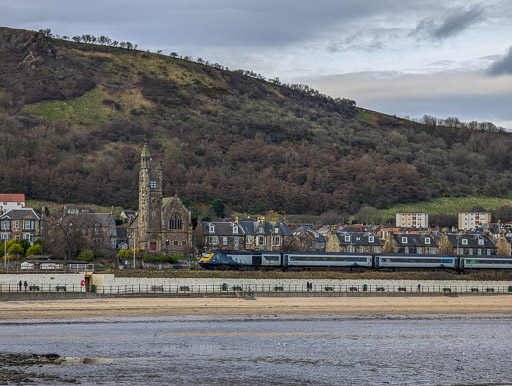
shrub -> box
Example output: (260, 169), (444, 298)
(142, 254), (180, 264)
(26, 244), (43, 256)
(77, 249), (94, 262)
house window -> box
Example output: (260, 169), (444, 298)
(1, 233), (8, 240)
(24, 233), (30, 240)
(344, 235), (350, 242)
(233, 225), (238, 234)
(487, 249), (491, 255)
(182, 241), (186, 245)
(425, 237), (430, 245)
(246, 235), (251, 244)
(170, 214), (182, 230)
(211, 236), (218, 245)
(347, 246), (354, 252)
(458, 248), (464, 255)
(209, 224), (215, 233)
(468, 248), (473, 255)
(257, 236), (264, 246)
(462, 239), (468, 245)
(94, 225), (101, 235)
(477, 249), (482, 255)
(402, 237), (407, 243)
(15, 234), (19, 240)
(416, 247), (421, 254)
(368, 235), (374, 243)
(404, 247), (409, 254)
(0, 221), (9, 230)
(222, 237), (227, 246)
(478, 239), (484, 246)
(165, 240), (170, 246)
(258, 227), (263, 233)
(150, 180), (157, 189)
(14, 221), (19, 230)
(431, 247), (436, 254)
(359, 246), (364, 253)
(23, 221), (31, 230)
(173, 240), (179, 246)
(234, 238), (239, 248)
(273, 236), (281, 246)
(274, 227), (279, 234)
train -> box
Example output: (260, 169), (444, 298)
(199, 250), (512, 271)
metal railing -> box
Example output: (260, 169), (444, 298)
(0, 283), (511, 295)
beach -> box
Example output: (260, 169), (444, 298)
(1, 295), (512, 319)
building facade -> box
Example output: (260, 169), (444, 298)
(458, 212), (492, 230)
(0, 194), (25, 215)
(128, 144), (193, 255)
(395, 213), (429, 229)
(0, 208), (44, 244)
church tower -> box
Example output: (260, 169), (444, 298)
(137, 142), (163, 251)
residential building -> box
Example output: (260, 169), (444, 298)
(438, 231), (496, 256)
(239, 217), (292, 251)
(383, 232), (439, 254)
(0, 194), (25, 215)
(292, 226), (326, 251)
(0, 208), (45, 244)
(49, 207), (117, 251)
(326, 229), (382, 253)
(458, 212), (492, 230)
(128, 143), (193, 254)
(396, 213), (429, 229)
(201, 220), (246, 251)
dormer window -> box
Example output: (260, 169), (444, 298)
(425, 237), (431, 245)
(274, 227), (279, 234)
(150, 180), (157, 189)
(402, 237), (407, 243)
(258, 226), (263, 233)
(233, 225), (238, 234)
(462, 239), (468, 245)
(209, 224), (215, 233)
(478, 239), (484, 246)
(369, 235), (374, 243)
(344, 235), (350, 242)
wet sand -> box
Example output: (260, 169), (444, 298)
(1, 295), (512, 319)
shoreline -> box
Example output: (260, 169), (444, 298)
(1, 295), (512, 319)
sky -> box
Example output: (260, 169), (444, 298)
(1, 0), (511, 128)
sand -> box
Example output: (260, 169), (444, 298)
(1, 295), (512, 319)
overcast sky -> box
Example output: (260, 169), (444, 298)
(2, 0), (511, 128)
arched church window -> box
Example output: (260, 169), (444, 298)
(170, 214), (182, 230)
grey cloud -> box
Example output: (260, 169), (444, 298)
(488, 46), (512, 75)
(415, 5), (485, 40)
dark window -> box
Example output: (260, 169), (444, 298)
(170, 214), (182, 230)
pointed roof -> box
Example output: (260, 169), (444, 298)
(141, 142), (150, 158)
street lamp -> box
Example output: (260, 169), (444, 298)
(128, 232), (136, 269)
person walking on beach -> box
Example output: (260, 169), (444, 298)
(417, 284), (421, 292)
(23, 280), (28, 291)
(18, 280), (22, 291)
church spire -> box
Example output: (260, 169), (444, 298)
(141, 141), (150, 158)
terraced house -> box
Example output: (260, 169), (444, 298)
(383, 233), (440, 254)
(200, 217), (292, 252)
(326, 230), (382, 253)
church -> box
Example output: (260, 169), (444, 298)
(128, 143), (193, 255)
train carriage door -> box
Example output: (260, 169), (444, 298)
(252, 254), (262, 267)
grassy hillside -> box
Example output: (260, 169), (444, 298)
(379, 195), (512, 218)
(1, 26), (512, 220)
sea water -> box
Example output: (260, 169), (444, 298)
(1, 314), (511, 385)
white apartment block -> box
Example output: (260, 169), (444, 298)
(458, 212), (491, 230)
(0, 194), (26, 215)
(396, 213), (429, 229)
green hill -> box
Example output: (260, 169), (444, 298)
(1, 26), (512, 217)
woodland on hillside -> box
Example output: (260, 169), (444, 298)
(0, 26), (512, 219)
